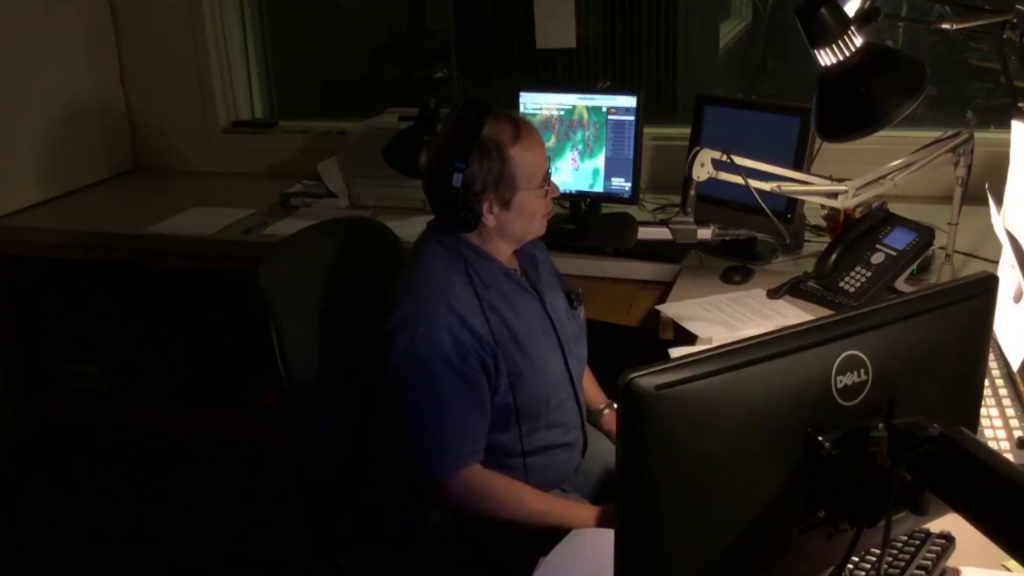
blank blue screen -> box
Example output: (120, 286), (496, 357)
(694, 105), (804, 216)
(882, 226), (917, 250)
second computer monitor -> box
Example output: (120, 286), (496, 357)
(519, 90), (641, 205)
(686, 95), (813, 243)
(617, 272), (998, 576)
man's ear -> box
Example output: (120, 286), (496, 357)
(479, 194), (500, 228)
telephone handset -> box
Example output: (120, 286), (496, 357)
(768, 208), (935, 310)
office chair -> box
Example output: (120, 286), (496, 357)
(258, 216), (414, 574)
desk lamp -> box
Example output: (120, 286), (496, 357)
(680, 0), (1024, 283)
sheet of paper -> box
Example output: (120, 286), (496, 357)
(960, 568), (1015, 576)
(379, 214), (434, 243)
(145, 207), (255, 237)
(316, 154), (350, 204)
(668, 345), (715, 359)
(261, 208), (371, 236)
(533, 0), (576, 49)
(533, 528), (612, 576)
(656, 289), (814, 341)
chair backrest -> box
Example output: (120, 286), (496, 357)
(258, 216), (409, 565)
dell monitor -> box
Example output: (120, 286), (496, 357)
(618, 272), (1002, 576)
(684, 95), (813, 260)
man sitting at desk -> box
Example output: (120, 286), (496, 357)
(388, 109), (617, 571)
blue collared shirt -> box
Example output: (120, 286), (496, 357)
(388, 223), (588, 491)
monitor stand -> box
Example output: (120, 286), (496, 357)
(698, 236), (780, 264)
(544, 198), (639, 252)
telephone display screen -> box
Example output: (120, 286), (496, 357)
(882, 226), (917, 251)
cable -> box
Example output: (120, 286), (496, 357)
(828, 525), (865, 576)
(804, 215), (828, 238)
(638, 187), (683, 221)
(906, 218), (1000, 264)
(724, 152), (792, 245)
(955, 250), (999, 264)
(876, 438), (937, 576)
(811, 140), (825, 167)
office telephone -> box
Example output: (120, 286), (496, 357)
(768, 208), (935, 311)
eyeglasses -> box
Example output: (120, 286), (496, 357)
(521, 156), (554, 198)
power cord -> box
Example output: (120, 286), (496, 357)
(956, 250), (999, 264)
(828, 525), (865, 576)
(639, 187), (683, 221)
(909, 218), (1001, 264)
(811, 140), (825, 167)
(723, 152), (793, 245)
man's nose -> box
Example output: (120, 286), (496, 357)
(549, 182), (561, 199)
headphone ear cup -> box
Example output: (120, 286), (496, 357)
(456, 188), (482, 232)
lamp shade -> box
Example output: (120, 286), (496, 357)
(814, 41), (928, 143)
(796, 0), (929, 143)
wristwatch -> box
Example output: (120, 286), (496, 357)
(588, 400), (618, 425)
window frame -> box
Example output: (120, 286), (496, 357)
(720, 0), (753, 53)
(192, 0), (1011, 200)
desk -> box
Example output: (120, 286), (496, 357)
(0, 172), (1011, 569)
(0, 172), (667, 327)
(658, 200), (1002, 337)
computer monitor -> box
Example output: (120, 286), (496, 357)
(617, 272), (999, 576)
(519, 90), (641, 208)
(685, 95), (813, 257)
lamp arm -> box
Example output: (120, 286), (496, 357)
(690, 148), (853, 208)
(844, 130), (974, 195)
(691, 130), (974, 212)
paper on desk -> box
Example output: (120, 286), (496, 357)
(656, 289), (813, 341)
(378, 214), (434, 243)
(316, 155), (350, 205)
(959, 568), (1015, 576)
(668, 327), (775, 359)
(668, 345), (715, 359)
(262, 208), (371, 236)
(145, 207), (255, 237)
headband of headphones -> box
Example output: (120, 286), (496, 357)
(422, 100), (493, 233)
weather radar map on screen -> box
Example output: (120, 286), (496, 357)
(519, 92), (638, 199)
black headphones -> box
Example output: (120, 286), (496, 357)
(422, 100), (493, 234)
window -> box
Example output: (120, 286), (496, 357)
(221, 0), (1014, 130)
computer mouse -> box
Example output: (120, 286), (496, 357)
(720, 264), (756, 286)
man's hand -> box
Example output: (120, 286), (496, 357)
(597, 408), (617, 443)
(597, 504), (616, 529)
(582, 366), (616, 444)
(442, 464), (607, 530)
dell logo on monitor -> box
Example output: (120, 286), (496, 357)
(832, 351), (872, 406)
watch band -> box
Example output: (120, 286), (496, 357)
(589, 400), (618, 424)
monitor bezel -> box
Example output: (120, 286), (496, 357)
(684, 95), (813, 235)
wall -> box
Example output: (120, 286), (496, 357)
(109, 0), (1010, 201)
(109, 0), (332, 176)
(0, 0), (134, 217)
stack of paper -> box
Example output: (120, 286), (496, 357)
(146, 207), (256, 237)
(658, 289), (814, 358)
(377, 214), (434, 243)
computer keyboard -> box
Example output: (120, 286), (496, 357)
(977, 338), (1024, 465)
(848, 528), (955, 576)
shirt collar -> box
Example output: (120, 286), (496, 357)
(427, 221), (534, 290)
